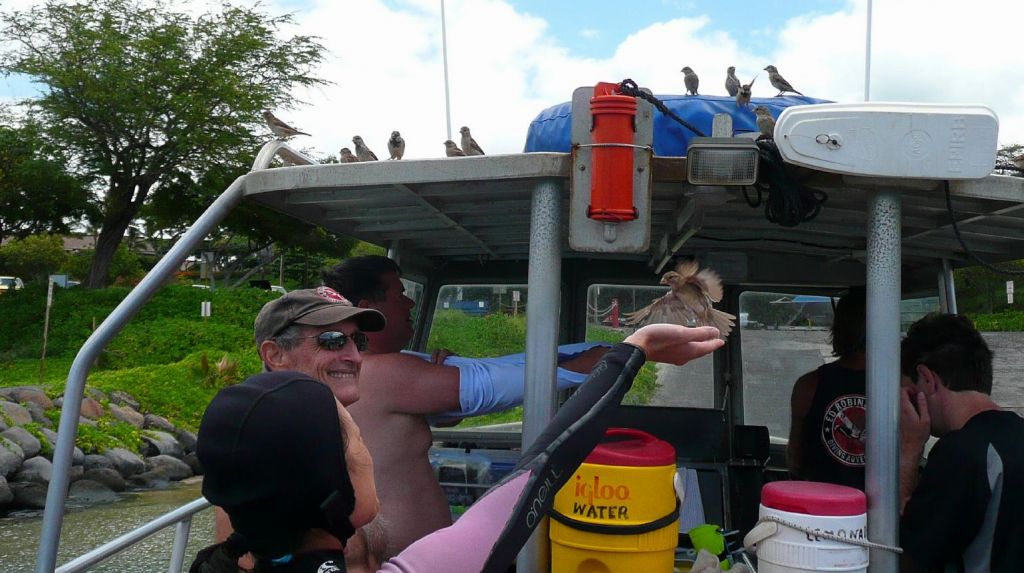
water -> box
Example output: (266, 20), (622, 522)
(0, 480), (214, 573)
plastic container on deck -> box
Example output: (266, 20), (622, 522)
(550, 428), (679, 573)
(754, 481), (868, 573)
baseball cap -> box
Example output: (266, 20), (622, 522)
(198, 371), (356, 557)
(254, 286), (386, 343)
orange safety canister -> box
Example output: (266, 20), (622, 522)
(587, 82), (638, 222)
(550, 428), (679, 573)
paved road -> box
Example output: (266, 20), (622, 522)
(652, 329), (1024, 439)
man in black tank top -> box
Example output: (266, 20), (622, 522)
(787, 288), (866, 489)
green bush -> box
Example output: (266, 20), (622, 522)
(87, 350), (262, 430)
(426, 310), (528, 357)
(969, 310), (1024, 332)
(104, 317), (254, 369)
(0, 284), (276, 360)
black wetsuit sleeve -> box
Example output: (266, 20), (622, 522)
(480, 342), (646, 573)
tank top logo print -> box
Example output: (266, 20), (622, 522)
(821, 394), (866, 466)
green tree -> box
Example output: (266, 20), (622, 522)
(0, 234), (68, 282)
(0, 120), (94, 244)
(64, 245), (144, 285)
(996, 143), (1022, 174)
(0, 0), (326, 287)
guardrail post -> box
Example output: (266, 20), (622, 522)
(167, 516), (193, 573)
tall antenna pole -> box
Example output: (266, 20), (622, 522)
(441, 0), (453, 140)
(864, 0), (873, 101)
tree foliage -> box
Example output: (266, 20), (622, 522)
(0, 233), (68, 282)
(0, 120), (94, 243)
(65, 245), (144, 285)
(0, 0), (327, 287)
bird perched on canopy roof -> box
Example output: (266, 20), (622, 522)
(352, 135), (378, 161)
(444, 140), (466, 157)
(725, 66), (740, 97)
(388, 131), (405, 160)
(754, 106), (776, 140)
(262, 111), (310, 139)
(623, 260), (736, 338)
(736, 75), (756, 109)
(764, 65), (803, 96)
(460, 126), (484, 156)
(339, 148), (358, 163)
(681, 66), (699, 95)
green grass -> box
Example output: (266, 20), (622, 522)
(969, 310), (1024, 332)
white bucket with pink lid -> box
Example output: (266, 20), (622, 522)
(744, 481), (868, 573)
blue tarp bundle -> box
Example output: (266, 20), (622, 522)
(524, 94), (832, 157)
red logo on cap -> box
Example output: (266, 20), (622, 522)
(316, 286), (351, 305)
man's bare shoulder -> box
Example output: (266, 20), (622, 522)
(356, 352), (461, 414)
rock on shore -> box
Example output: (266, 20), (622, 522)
(0, 386), (201, 513)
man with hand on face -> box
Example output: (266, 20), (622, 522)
(898, 314), (1023, 573)
(322, 256), (610, 559)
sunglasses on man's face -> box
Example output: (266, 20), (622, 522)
(301, 331), (370, 352)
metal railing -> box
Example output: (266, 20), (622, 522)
(36, 142), (316, 573)
(55, 498), (211, 573)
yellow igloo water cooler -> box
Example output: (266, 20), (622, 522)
(550, 428), (679, 573)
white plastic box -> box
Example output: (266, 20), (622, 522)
(774, 102), (998, 179)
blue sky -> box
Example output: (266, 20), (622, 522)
(505, 0), (847, 58)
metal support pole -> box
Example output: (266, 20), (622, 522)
(937, 271), (949, 313)
(865, 190), (901, 573)
(440, 0), (453, 141)
(518, 179), (562, 573)
(864, 0), (873, 101)
(941, 258), (958, 314)
(167, 517), (193, 573)
(36, 179), (246, 573)
(387, 239), (401, 265)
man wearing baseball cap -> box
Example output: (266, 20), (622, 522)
(216, 286), (387, 571)
(252, 286), (385, 405)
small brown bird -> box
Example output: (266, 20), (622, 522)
(262, 111), (310, 139)
(764, 65), (803, 96)
(681, 66), (699, 95)
(339, 148), (358, 163)
(444, 140), (466, 157)
(387, 131), (405, 160)
(623, 260), (736, 338)
(459, 126), (484, 156)
(725, 66), (740, 97)
(736, 75), (756, 109)
(352, 135), (378, 161)
(754, 106), (776, 139)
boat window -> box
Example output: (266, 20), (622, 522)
(426, 284), (529, 356)
(740, 293), (944, 441)
(740, 291), (836, 440)
(585, 284), (715, 408)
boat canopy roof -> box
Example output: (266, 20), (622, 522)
(244, 149), (1024, 292)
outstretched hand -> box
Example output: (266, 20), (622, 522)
(623, 324), (724, 365)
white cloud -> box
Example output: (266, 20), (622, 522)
(772, 0), (1024, 145)
(579, 28), (599, 39)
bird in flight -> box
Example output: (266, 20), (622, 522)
(624, 260), (736, 338)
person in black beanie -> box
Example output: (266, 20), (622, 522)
(193, 372), (377, 573)
(190, 323), (724, 573)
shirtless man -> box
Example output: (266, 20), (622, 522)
(322, 256), (608, 559)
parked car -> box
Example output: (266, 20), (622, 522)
(0, 276), (25, 294)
